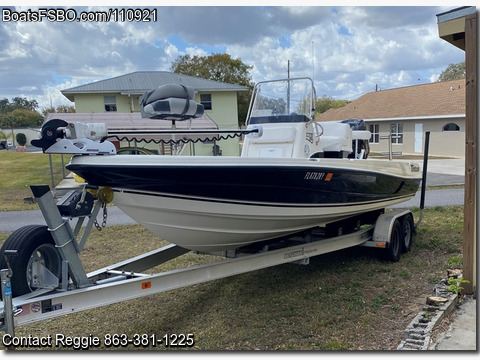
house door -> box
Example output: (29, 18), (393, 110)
(414, 123), (423, 153)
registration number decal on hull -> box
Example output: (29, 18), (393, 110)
(304, 172), (333, 181)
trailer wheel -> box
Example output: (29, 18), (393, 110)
(401, 214), (414, 253)
(382, 219), (402, 262)
(0, 225), (62, 297)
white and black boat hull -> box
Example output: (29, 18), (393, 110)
(67, 155), (421, 251)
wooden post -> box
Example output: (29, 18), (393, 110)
(463, 13), (476, 294)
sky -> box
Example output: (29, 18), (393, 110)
(0, 2), (468, 111)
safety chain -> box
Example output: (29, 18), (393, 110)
(94, 202), (108, 231)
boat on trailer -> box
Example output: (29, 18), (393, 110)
(34, 77), (422, 253)
(0, 77), (427, 338)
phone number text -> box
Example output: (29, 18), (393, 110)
(104, 333), (195, 348)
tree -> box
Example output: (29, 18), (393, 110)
(0, 130), (11, 149)
(437, 62), (466, 81)
(41, 104), (76, 116)
(0, 97), (44, 128)
(170, 54), (254, 126)
(256, 96), (287, 115)
(0, 99), (10, 114)
(315, 96), (348, 115)
(11, 97), (38, 111)
(0, 108), (44, 127)
(0, 130), (11, 142)
(0, 97), (39, 113)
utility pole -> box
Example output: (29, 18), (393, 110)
(287, 60), (290, 114)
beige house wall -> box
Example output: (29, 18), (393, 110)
(0, 127), (40, 148)
(196, 91), (239, 128)
(196, 91), (240, 156)
(424, 117), (465, 157)
(367, 117), (465, 157)
(73, 93), (132, 113)
(71, 90), (242, 156)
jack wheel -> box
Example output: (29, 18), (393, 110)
(0, 225), (62, 297)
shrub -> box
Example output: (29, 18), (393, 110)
(16, 132), (27, 146)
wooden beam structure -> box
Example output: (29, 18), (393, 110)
(463, 13), (476, 295)
(437, 7), (477, 295)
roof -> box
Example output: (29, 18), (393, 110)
(436, 6), (476, 51)
(61, 71), (248, 101)
(316, 79), (465, 122)
(436, 6), (476, 21)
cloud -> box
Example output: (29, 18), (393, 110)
(156, 7), (276, 46)
(0, 5), (466, 110)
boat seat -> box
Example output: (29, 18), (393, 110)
(140, 84), (204, 120)
(141, 97), (204, 119)
(318, 122), (352, 154)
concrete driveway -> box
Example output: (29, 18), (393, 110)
(423, 158), (465, 186)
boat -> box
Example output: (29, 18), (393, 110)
(35, 77), (422, 252)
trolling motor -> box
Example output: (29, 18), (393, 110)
(31, 119), (116, 155)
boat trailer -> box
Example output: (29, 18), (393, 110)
(0, 182), (417, 346)
(0, 77), (432, 347)
(0, 124), (430, 349)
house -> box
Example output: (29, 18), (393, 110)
(315, 79), (466, 158)
(60, 71), (249, 156)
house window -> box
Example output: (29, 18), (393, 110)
(443, 123), (460, 131)
(200, 94), (212, 110)
(369, 124), (379, 143)
(104, 96), (117, 112)
(391, 123), (403, 144)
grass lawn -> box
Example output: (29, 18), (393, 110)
(0, 206), (464, 351)
(0, 151), (466, 350)
(0, 151), (67, 211)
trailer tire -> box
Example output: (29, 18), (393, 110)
(401, 214), (414, 253)
(0, 225), (62, 297)
(381, 219), (402, 262)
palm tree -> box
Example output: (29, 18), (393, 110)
(0, 130), (12, 149)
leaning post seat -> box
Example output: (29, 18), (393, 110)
(139, 84), (204, 120)
(340, 119), (370, 159)
(318, 122), (353, 158)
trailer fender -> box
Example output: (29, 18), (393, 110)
(372, 209), (413, 247)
